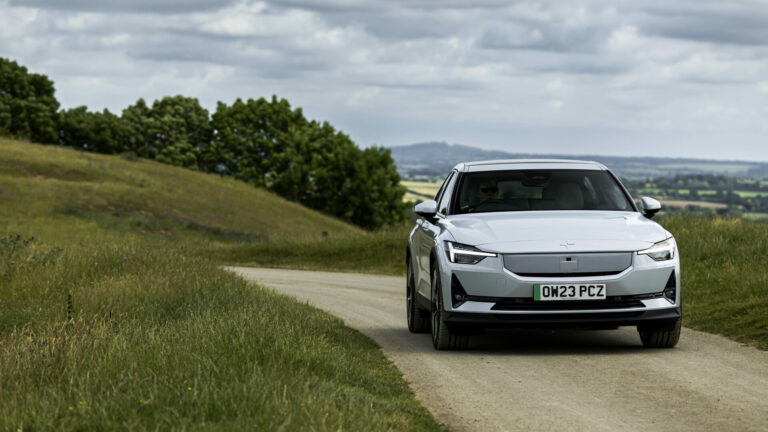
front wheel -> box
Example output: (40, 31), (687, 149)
(431, 265), (468, 350)
(407, 259), (429, 333)
(638, 318), (681, 348)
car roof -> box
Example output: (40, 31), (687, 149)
(453, 159), (608, 173)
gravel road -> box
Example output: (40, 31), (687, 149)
(229, 267), (768, 432)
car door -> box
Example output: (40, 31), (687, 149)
(415, 174), (447, 294)
(416, 171), (458, 298)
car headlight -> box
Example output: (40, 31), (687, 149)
(637, 238), (675, 261)
(444, 241), (497, 264)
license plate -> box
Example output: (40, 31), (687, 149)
(534, 284), (606, 301)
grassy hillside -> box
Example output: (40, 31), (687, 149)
(0, 139), (443, 431)
(0, 138), (359, 243)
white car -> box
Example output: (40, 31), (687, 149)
(406, 160), (681, 350)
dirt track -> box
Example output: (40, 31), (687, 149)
(229, 267), (768, 432)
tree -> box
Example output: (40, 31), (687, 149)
(355, 146), (408, 228)
(122, 96), (211, 168)
(274, 121), (406, 229)
(299, 121), (364, 220)
(0, 58), (59, 143)
(1, 57), (407, 229)
(58, 106), (131, 153)
(205, 96), (307, 183)
(209, 98), (406, 229)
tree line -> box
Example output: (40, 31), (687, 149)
(0, 58), (406, 229)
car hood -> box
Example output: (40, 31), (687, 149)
(444, 211), (670, 253)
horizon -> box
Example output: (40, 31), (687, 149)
(2, 0), (768, 162)
(387, 141), (768, 165)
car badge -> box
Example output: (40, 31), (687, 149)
(560, 241), (576, 249)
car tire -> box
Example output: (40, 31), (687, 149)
(431, 265), (469, 350)
(638, 318), (681, 348)
(407, 259), (429, 333)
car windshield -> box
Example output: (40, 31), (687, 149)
(453, 169), (633, 214)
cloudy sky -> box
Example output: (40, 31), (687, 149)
(2, 0), (767, 161)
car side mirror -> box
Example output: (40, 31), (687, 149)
(641, 197), (662, 218)
(414, 200), (438, 222)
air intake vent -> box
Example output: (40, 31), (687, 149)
(663, 271), (677, 303)
(451, 275), (468, 308)
(491, 296), (648, 311)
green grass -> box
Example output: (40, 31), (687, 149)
(217, 225), (413, 276)
(402, 180), (440, 203)
(661, 215), (768, 349)
(0, 138), (443, 431)
(0, 138), (358, 243)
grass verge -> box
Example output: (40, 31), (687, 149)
(0, 139), (443, 430)
(661, 215), (768, 350)
(0, 240), (441, 430)
(212, 225), (412, 276)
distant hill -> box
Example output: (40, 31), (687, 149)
(389, 142), (768, 179)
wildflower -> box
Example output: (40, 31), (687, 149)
(79, 401), (86, 405)
(68, 406), (73, 411)
(187, 386), (192, 391)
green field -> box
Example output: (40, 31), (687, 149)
(743, 212), (768, 220)
(402, 180), (440, 202)
(645, 190), (768, 199)
(0, 139), (443, 431)
(736, 190), (768, 198)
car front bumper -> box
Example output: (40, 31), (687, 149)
(436, 245), (681, 328)
(443, 306), (682, 328)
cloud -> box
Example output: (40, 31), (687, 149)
(1, 0), (767, 160)
(641, 2), (768, 46)
(10, 0), (238, 14)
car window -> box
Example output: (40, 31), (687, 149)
(438, 172), (458, 215)
(582, 176), (600, 204)
(434, 172), (454, 204)
(453, 169), (633, 214)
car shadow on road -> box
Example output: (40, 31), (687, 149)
(367, 327), (648, 356)
(468, 328), (646, 355)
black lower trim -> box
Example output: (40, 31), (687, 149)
(490, 293), (663, 311)
(443, 306), (681, 329)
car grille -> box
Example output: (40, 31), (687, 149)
(503, 252), (632, 276)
